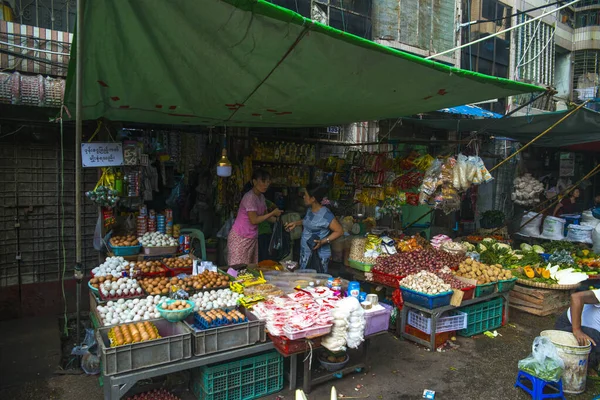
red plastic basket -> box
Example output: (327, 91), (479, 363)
(163, 264), (193, 277)
(269, 334), (322, 356)
(460, 285), (476, 301)
(133, 264), (170, 278)
(404, 325), (455, 348)
(372, 269), (405, 287)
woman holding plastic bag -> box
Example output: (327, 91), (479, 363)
(227, 169), (282, 265)
(285, 184), (343, 273)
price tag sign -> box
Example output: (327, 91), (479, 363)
(81, 143), (124, 167)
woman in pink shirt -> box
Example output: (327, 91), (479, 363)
(227, 169), (282, 265)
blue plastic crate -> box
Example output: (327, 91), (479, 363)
(400, 287), (453, 309)
(109, 244), (141, 256)
(191, 351), (283, 400)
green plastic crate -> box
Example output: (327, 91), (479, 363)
(458, 297), (504, 337)
(348, 259), (373, 272)
(496, 277), (517, 293)
(474, 282), (496, 298)
(191, 351), (283, 400)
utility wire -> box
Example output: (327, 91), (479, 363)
(0, 49), (68, 68)
(461, 0), (570, 27)
(428, 0), (580, 60)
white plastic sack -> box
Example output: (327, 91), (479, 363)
(594, 224), (600, 254)
(581, 211), (600, 229)
(566, 224), (594, 244)
(541, 216), (565, 240)
(519, 212), (543, 237)
(216, 217), (235, 239)
(93, 214), (103, 251)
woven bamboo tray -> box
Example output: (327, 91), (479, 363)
(516, 279), (580, 290)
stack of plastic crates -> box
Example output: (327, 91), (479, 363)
(19, 74), (43, 107)
(0, 72), (19, 104)
(191, 351), (283, 400)
(43, 76), (65, 107)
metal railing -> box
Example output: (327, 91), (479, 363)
(10, 0), (76, 33)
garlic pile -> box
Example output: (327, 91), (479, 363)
(511, 174), (544, 206)
(190, 289), (243, 311)
(138, 232), (178, 247)
(97, 295), (167, 326)
(92, 256), (130, 276)
(400, 271), (451, 294)
(99, 276), (142, 298)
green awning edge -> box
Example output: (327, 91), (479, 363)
(221, 0), (544, 94)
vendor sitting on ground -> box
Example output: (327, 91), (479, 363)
(555, 289), (600, 374)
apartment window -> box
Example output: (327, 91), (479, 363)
(462, 0), (511, 78)
(311, 0), (372, 39)
(515, 14), (555, 86)
(575, 10), (600, 28)
(572, 50), (600, 106)
(266, 0), (311, 18)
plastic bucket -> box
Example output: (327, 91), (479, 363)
(540, 330), (592, 394)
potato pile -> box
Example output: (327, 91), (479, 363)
(110, 235), (139, 247)
(139, 271), (230, 295)
(163, 257), (193, 269)
(454, 258), (513, 285)
(132, 260), (165, 275)
(197, 309), (245, 325)
(160, 299), (191, 311)
(89, 275), (120, 290)
(109, 321), (159, 347)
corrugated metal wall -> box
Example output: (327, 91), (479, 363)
(0, 128), (97, 287)
(0, 21), (72, 77)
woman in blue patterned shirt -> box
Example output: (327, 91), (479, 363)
(285, 184), (343, 273)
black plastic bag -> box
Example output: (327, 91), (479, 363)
(306, 234), (324, 273)
(269, 218), (291, 260)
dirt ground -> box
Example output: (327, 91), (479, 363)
(1, 308), (599, 400)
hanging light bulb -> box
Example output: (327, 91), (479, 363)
(216, 128), (232, 177)
(217, 148), (232, 177)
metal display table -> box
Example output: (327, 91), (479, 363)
(102, 342), (274, 400)
(282, 332), (384, 394)
(399, 292), (510, 351)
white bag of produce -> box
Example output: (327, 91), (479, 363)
(519, 212), (543, 237)
(322, 296), (365, 352)
(593, 225), (600, 254)
(581, 211), (599, 229)
(541, 216), (566, 241)
(566, 224), (594, 244)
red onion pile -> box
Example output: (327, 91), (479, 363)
(373, 249), (465, 276)
(126, 389), (180, 400)
(435, 272), (472, 290)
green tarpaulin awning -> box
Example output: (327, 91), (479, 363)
(64, 0), (543, 127)
(410, 107), (600, 147)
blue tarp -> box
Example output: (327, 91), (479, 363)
(438, 105), (502, 118)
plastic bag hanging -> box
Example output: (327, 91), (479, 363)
(269, 218), (291, 260)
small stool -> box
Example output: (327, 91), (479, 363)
(514, 370), (566, 400)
